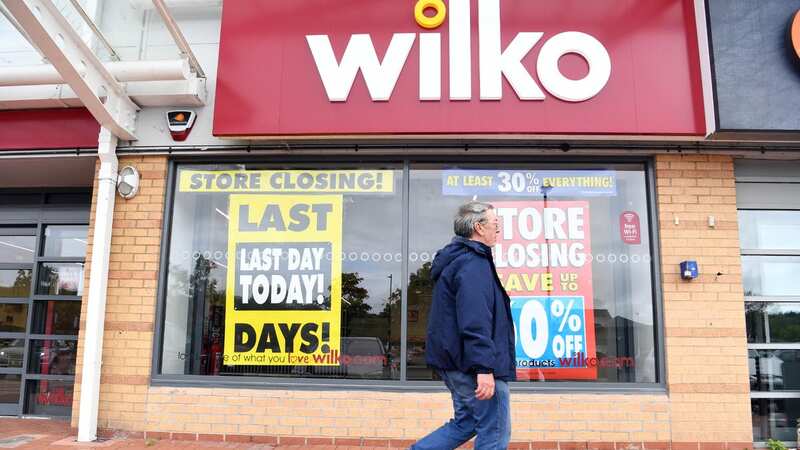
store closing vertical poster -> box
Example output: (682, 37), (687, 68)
(224, 194), (343, 366)
(493, 201), (597, 380)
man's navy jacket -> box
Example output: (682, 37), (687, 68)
(425, 236), (517, 381)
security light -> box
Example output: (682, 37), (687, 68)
(117, 166), (140, 199)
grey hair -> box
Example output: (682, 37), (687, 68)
(454, 201), (494, 238)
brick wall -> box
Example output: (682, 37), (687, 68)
(137, 388), (670, 443)
(72, 155), (168, 432)
(71, 154), (753, 447)
(655, 154), (751, 443)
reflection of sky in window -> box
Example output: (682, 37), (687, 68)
(0, 237), (35, 263)
(406, 165), (658, 382)
(340, 190), (402, 312)
(739, 210), (800, 250)
(168, 170), (404, 313)
(743, 257), (800, 297)
(167, 165), (656, 322)
(409, 166), (655, 326)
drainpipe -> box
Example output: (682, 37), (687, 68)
(77, 127), (118, 442)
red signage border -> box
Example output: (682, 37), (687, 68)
(214, 0), (705, 137)
(0, 108), (99, 150)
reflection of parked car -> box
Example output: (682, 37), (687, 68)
(312, 337), (390, 379)
(405, 340), (429, 379)
(0, 343), (23, 368)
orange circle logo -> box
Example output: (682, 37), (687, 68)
(791, 9), (800, 60)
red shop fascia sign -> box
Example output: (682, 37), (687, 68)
(213, 0), (706, 137)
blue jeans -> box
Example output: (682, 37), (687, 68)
(411, 370), (511, 450)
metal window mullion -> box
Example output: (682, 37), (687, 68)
(746, 296), (800, 303)
(740, 249), (800, 257)
(152, 161), (177, 377)
(0, 298), (31, 304)
(647, 159), (667, 385)
(36, 213), (90, 227)
(737, 206), (800, 211)
(748, 343), (800, 350)
(23, 374), (75, 382)
(0, 263), (33, 270)
(28, 335), (77, 341)
(750, 391), (800, 399)
(0, 228), (37, 236)
(0, 332), (26, 339)
(736, 179), (800, 184)
(39, 218), (91, 227)
(37, 257), (86, 264)
(19, 223), (44, 415)
(32, 295), (82, 302)
(399, 160), (410, 382)
(0, 368), (24, 375)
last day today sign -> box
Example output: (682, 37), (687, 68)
(224, 194), (343, 366)
(177, 169), (396, 367)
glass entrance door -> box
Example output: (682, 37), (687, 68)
(0, 192), (89, 417)
(0, 228), (36, 415)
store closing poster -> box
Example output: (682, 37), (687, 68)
(442, 169), (606, 380)
(494, 201), (597, 380)
(223, 194), (343, 366)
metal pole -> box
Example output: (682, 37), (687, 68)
(66, 0), (121, 61)
(77, 128), (118, 442)
(150, 0), (206, 78)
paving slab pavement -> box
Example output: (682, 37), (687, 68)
(0, 418), (407, 450)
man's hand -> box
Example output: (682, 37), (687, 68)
(475, 373), (495, 400)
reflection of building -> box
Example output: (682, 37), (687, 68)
(0, 305), (26, 333)
(592, 309), (654, 383)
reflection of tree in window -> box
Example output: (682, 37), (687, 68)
(37, 265), (61, 295)
(769, 310), (800, 342)
(406, 263), (434, 377)
(341, 273), (371, 318)
(379, 288), (400, 318)
(746, 303), (800, 343)
(338, 272), (389, 342)
(0, 270), (31, 297)
(746, 302), (768, 343)
(15, 269), (30, 291)
(186, 256), (226, 376)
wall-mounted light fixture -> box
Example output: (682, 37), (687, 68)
(116, 166), (140, 199)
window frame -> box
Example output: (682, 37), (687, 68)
(737, 170), (800, 445)
(151, 155), (666, 393)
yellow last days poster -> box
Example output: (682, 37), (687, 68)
(224, 194), (342, 366)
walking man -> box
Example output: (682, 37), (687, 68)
(412, 201), (516, 450)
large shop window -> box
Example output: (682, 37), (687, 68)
(161, 164), (403, 380)
(157, 162), (660, 385)
(740, 212), (800, 441)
